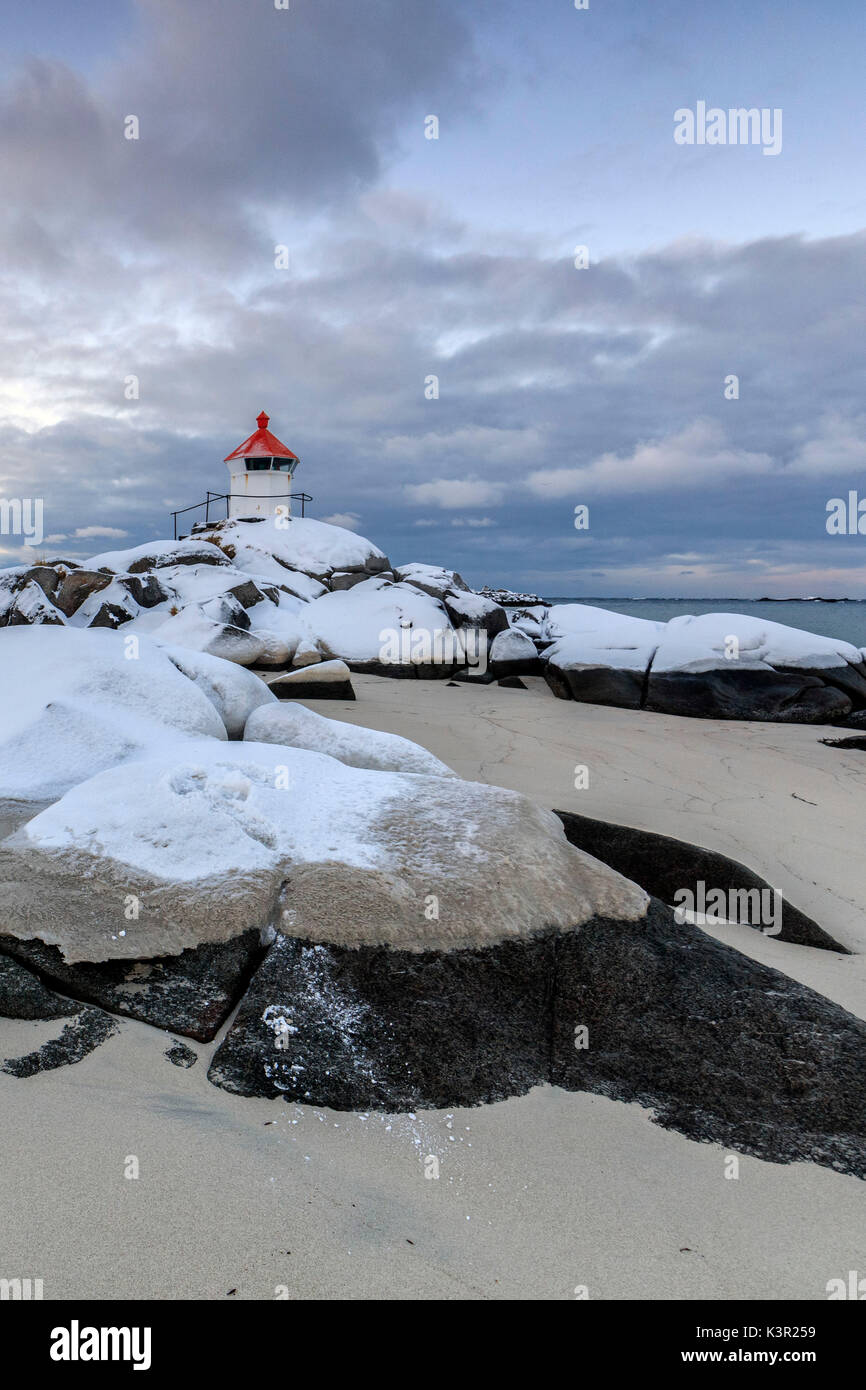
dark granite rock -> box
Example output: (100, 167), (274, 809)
(553, 810), (846, 952)
(118, 573), (167, 609)
(88, 601), (135, 630)
(205, 907), (866, 1178)
(165, 1039), (198, 1068)
(208, 933), (554, 1110)
(0, 929), (265, 1042)
(551, 898), (866, 1177)
(545, 663), (645, 709)
(821, 736), (866, 752)
(497, 676), (527, 689)
(127, 545), (232, 573)
(0, 954), (80, 1020)
(54, 569), (113, 617)
(646, 667), (851, 722)
(2, 1008), (117, 1078)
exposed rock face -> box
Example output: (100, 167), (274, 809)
(54, 569), (114, 617)
(551, 899), (866, 1177)
(261, 659), (354, 700)
(0, 929), (266, 1041)
(0, 955), (118, 1076)
(645, 668), (852, 722)
(489, 627), (542, 678)
(554, 810), (847, 952)
(206, 901), (866, 1177)
(544, 662), (644, 708)
(207, 932), (554, 1110)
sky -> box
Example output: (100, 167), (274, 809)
(1, 0), (865, 596)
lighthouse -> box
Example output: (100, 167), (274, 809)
(223, 411), (301, 522)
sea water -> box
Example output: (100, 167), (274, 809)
(542, 599), (866, 649)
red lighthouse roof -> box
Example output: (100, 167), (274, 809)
(224, 411), (299, 462)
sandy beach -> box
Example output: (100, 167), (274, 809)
(2, 677), (863, 1301)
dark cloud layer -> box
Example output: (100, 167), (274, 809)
(1, 1), (865, 597)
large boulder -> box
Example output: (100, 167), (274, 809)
(243, 701), (456, 776)
(303, 577), (463, 678)
(0, 740), (643, 962)
(646, 614), (860, 721)
(160, 644), (276, 738)
(489, 626), (541, 678)
(0, 929), (265, 1041)
(261, 659), (354, 699)
(0, 627), (226, 802)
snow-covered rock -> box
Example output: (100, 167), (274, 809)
(0, 627), (226, 801)
(542, 605), (665, 708)
(396, 562), (508, 636)
(489, 626), (541, 676)
(193, 517), (387, 584)
(160, 645), (276, 738)
(149, 606), (266, 667)
(244, 701), (457, 777)
(3, 581), (67, 627)
(84, 538), (232, 572)
(303, 577), (458, 672)
(261, 659), (354, 699)
(5, 739), (647, 959)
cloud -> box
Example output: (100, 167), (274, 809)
(320, 512), (362, 531)
(73, 525), (128, 539)
(526, 420), (775, 498)
(404, 478), (505, 509)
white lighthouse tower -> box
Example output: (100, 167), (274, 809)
(223, 410), (301, 521)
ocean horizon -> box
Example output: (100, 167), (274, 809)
(540, 597), (866, 647)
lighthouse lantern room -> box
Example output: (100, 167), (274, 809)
(223, 411), (301, 521)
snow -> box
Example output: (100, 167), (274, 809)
(0, 627), (226, 801)
(542, 604), (665, 672)
(263, 659), (350, 686)
(651, 612), (864, 674)
(303, 578), (454, 663)
(244, 701), (457, 777)
(84, 538), (231, 572)
(197, 517), (384, 581)
(22, 741), (409, 881)
(149, 606), (265, 666)
(160, 644), (276, 738)
(7, 581), (67, 626)
(490, 627), (537, 663)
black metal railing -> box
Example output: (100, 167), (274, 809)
(171, 490), (313, 539)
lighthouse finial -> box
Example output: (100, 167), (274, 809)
(256, 410), (269, 430)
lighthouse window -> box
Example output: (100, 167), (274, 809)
(245, 458), (270, 470)
(273, 460), (291, 471)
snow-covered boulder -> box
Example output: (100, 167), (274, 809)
(2, 739), (647, 960)
(303, 577), (461, 676)
(193, 517), (388, 586)
(542, 605), (665, 709)
(84, 538), (232, 573)
(160, 645), (276, 738)
(646, 613), (860, 721)
(489, 626), (541, 677)
(261, 659), (354, 700)
(396, 562), (508, 637)
(0, 627), (226, 802)
(149, 606), (266, 667)
(244, 701), (456, 777)
(2, 581), (67, 628)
